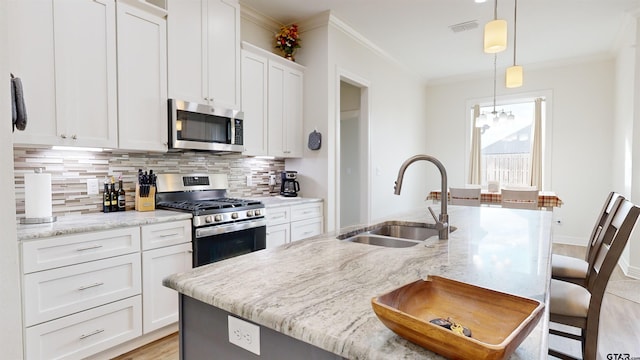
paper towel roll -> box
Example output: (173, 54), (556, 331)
(24, 172), (52, 219)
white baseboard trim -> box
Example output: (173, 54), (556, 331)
(618, 256), (640, 280)
(85, 323), (178, 360)
(552, 235), (586, 246)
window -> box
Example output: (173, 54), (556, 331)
(470, 99), (545, 188)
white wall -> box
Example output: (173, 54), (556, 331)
(424, 59), (615, 245)
(289, 14), (431, 231)
(0, 0), (24, 356)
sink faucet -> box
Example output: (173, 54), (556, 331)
(394, 155), (449, 240)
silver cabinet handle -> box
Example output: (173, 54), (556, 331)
(71, 134), (77, 140)
(78, 282), (104, 291)
(187, 249), (193, 253)
(79, 329), (104, 340)
(159, 233), (179, 238)
(60, 134), (67, 139)
(76, 244), (103, 252)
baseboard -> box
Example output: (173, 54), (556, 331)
(619, 256), (640, 280)
(84, 323), (178, 360)
(552, 235), (586, 246)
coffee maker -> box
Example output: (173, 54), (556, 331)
(280, 171), (300, 197)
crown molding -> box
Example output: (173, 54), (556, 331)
(239, 2), (281, 33)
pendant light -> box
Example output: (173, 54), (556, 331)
(484, 0), (507, 53)
(505, 0), (523, 87)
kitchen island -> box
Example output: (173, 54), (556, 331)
(164, 205), (553, 359)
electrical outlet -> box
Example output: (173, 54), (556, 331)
(246, 175), (253, 187)
(86, 178), (99, 195)
(228, 316), (260, 355)
(269, 174), (276, 186)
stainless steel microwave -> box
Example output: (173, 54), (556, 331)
(168, 99), (244, 152)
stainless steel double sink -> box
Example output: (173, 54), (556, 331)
(338, 221), (456, 248)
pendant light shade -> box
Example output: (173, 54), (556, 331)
(506, 65), (523, 88)
(484, 19), (507, 53)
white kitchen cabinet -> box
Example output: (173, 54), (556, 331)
(265, 201), (323, 248)
(167, 0), (241, 110)
(266, 223), (289, 248)
(10, 0), (118, 148)
(140, 220), (192, 333)
(242, 42), (305, 158)
(116, 1), (168, 152)
(25, 296), (142, 360)
(241, 49), (269, 156)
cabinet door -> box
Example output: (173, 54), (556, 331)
(53, 0), (118, 148)
(206, 0), (241, 110)
(241, 49), (268, 156)
(116, 2), (168, 152)
(266, 223), (289, 248)
(167, 0), (206, 103)
(290, 217), (323, 242)
(267, 61), (287, 157)
(284, 67), (304, 157)
(142, 243), (192, 333)
(8, 0), (59, 146)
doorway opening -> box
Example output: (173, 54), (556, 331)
(338, 74), (370, 229)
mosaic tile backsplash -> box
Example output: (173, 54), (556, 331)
(14, 147), (285, 218)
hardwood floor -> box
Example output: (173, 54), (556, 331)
(112, 333), (178, 360)
(116, 245), (640, 360)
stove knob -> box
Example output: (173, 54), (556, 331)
(204, 215), (213, 223)
(231, 212), (239, 219)
(246, 210), (254, 217)
(255, 209), (261, 216)
(214, 214), (223, 222)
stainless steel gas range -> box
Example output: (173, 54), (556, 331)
(155, 173), (266, 267)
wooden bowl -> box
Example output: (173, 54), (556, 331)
(371, 276), (544, 360)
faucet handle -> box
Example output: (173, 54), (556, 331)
(427, 206), (438, 222)
(427, 206), (448, 231)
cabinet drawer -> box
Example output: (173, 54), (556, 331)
(291, 217), (323, 242)
(25, 296), (142, 360)
(266, 206), (290, 226)
(22, 227), (141, 274)
(23, 253), (142, 327)
(290, 202), (323, 222)
(141, 220), (191, 250)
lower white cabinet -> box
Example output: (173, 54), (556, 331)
(142, 242), (192, 333)
(265, 201), (323, 248)
(23, 253), (141, 327)
(20, 219), (192, 359)
(25, 296), (142, 360)
(140, 220), (192, 334)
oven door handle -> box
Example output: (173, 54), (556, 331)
(195, 219), (267, 238)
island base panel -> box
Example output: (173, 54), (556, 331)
(180, 295), (345, 359)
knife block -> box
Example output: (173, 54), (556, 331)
(134, 184), (156, 212)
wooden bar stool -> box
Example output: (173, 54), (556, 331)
(551, 192), (623, 287)
(449, 187), (481, 206)
(548, 198), (640, 360)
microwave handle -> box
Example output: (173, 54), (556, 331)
(227, 121), (232, 142)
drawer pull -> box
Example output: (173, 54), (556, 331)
(76, 244), (103, 252)
(78, 282), (104, 291)
(79, 328), (105, 340)
(159, 233), (179, 238)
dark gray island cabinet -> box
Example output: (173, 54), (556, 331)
(180, 295), (343, 359)
(165, 206), (553, 360)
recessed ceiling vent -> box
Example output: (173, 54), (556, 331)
(449, 20), (479, 33)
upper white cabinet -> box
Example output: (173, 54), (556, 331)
(116, 1), (168, 151)
(167, 0), (241, 110)
(241, 42), (304, 158)
(10, 0), (118, 148)
(241, 49), (269, 156)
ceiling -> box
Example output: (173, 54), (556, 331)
(240, 0), (640, 82)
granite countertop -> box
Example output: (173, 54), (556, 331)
(164, 206), (553, 359)
(16, 210), (192, 241)
(252, 195), (322, 208)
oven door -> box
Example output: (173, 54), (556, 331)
(193, 219), (266, 267)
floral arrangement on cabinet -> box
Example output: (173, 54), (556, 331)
(275, 24), (301, 61)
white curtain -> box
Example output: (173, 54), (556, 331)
(469, 105), (482, 184)
(530, 98), (543, 189)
